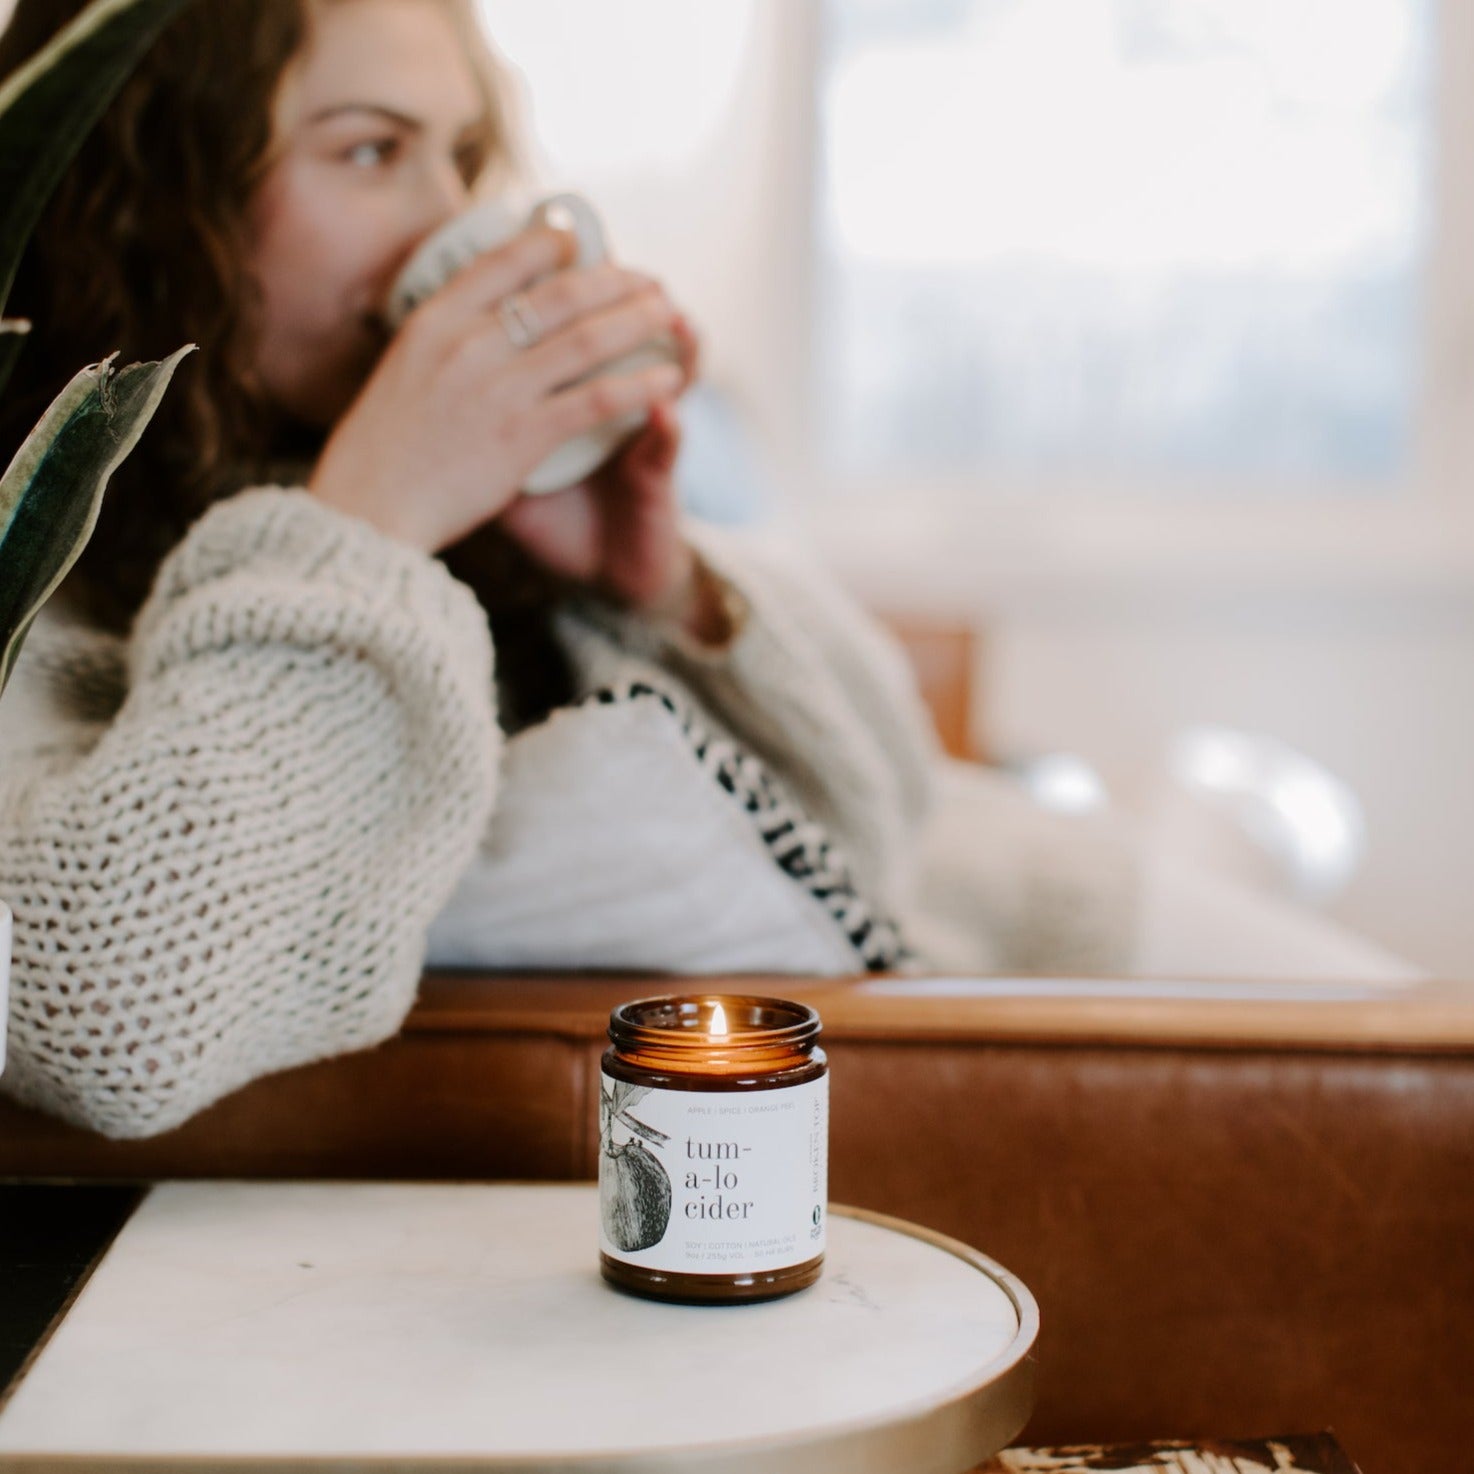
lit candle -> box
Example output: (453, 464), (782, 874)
(598, 995), (828, 1305)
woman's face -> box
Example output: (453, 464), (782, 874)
(247, 0), (490, 428)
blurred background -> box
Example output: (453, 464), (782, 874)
(477, 0), (1473, 979)
(1, 0), (1465, 977)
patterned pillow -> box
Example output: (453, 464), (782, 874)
(425, 680), (907, 975)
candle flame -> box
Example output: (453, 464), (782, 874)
(710, 1002), (729, 1037)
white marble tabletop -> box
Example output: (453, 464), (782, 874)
(0, 1181), (1036, 1473)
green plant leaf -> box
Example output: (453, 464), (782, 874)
(0, 0), (194, 393)
(0, 343), (194, 696)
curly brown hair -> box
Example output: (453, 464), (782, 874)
(0, 0), (522, 631)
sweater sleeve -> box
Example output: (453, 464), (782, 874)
(0, 488), (500, 1139)
(567, 521), (940, 911)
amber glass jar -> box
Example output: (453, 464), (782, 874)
(599, 994), (828, 1305)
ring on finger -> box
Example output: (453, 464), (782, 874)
(495, 291), (544, 350)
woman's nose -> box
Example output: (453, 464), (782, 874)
(416, 161), (475, 235)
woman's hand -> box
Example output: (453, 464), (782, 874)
(497, 401), (695, 611)
(496, 316), (703, 615)
(307, 224), (687, 555)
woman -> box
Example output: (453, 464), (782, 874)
(0, 0), (939, 1139)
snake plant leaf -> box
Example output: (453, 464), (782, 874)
(0, 0), (194, 395)
(0, 343), (193, 697)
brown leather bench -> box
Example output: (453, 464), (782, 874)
(2, 971), (1470, 1473)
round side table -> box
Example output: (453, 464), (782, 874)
(0, 1181), (1038, 1473)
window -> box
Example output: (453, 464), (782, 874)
(815, 0), (1434, 491)
(480, 0), (1462, 553)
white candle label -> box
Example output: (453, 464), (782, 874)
(599, 1071), (828, 1276)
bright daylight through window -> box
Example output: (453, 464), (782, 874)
(816, 0), (1433, 491)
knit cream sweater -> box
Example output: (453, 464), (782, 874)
(0, 488), (938, 1139)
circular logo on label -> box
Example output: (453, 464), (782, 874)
(812, 1204), (823, 1226)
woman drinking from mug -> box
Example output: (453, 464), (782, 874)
(0, 0), (938, 1139)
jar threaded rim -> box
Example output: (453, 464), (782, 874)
(608, 994), (821, 1054)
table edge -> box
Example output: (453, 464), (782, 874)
(0, 1186), (1039, 1474)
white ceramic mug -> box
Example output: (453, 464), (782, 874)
(387, 192), (678, 496)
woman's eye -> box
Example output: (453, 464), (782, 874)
(344, 138), (399, 169)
